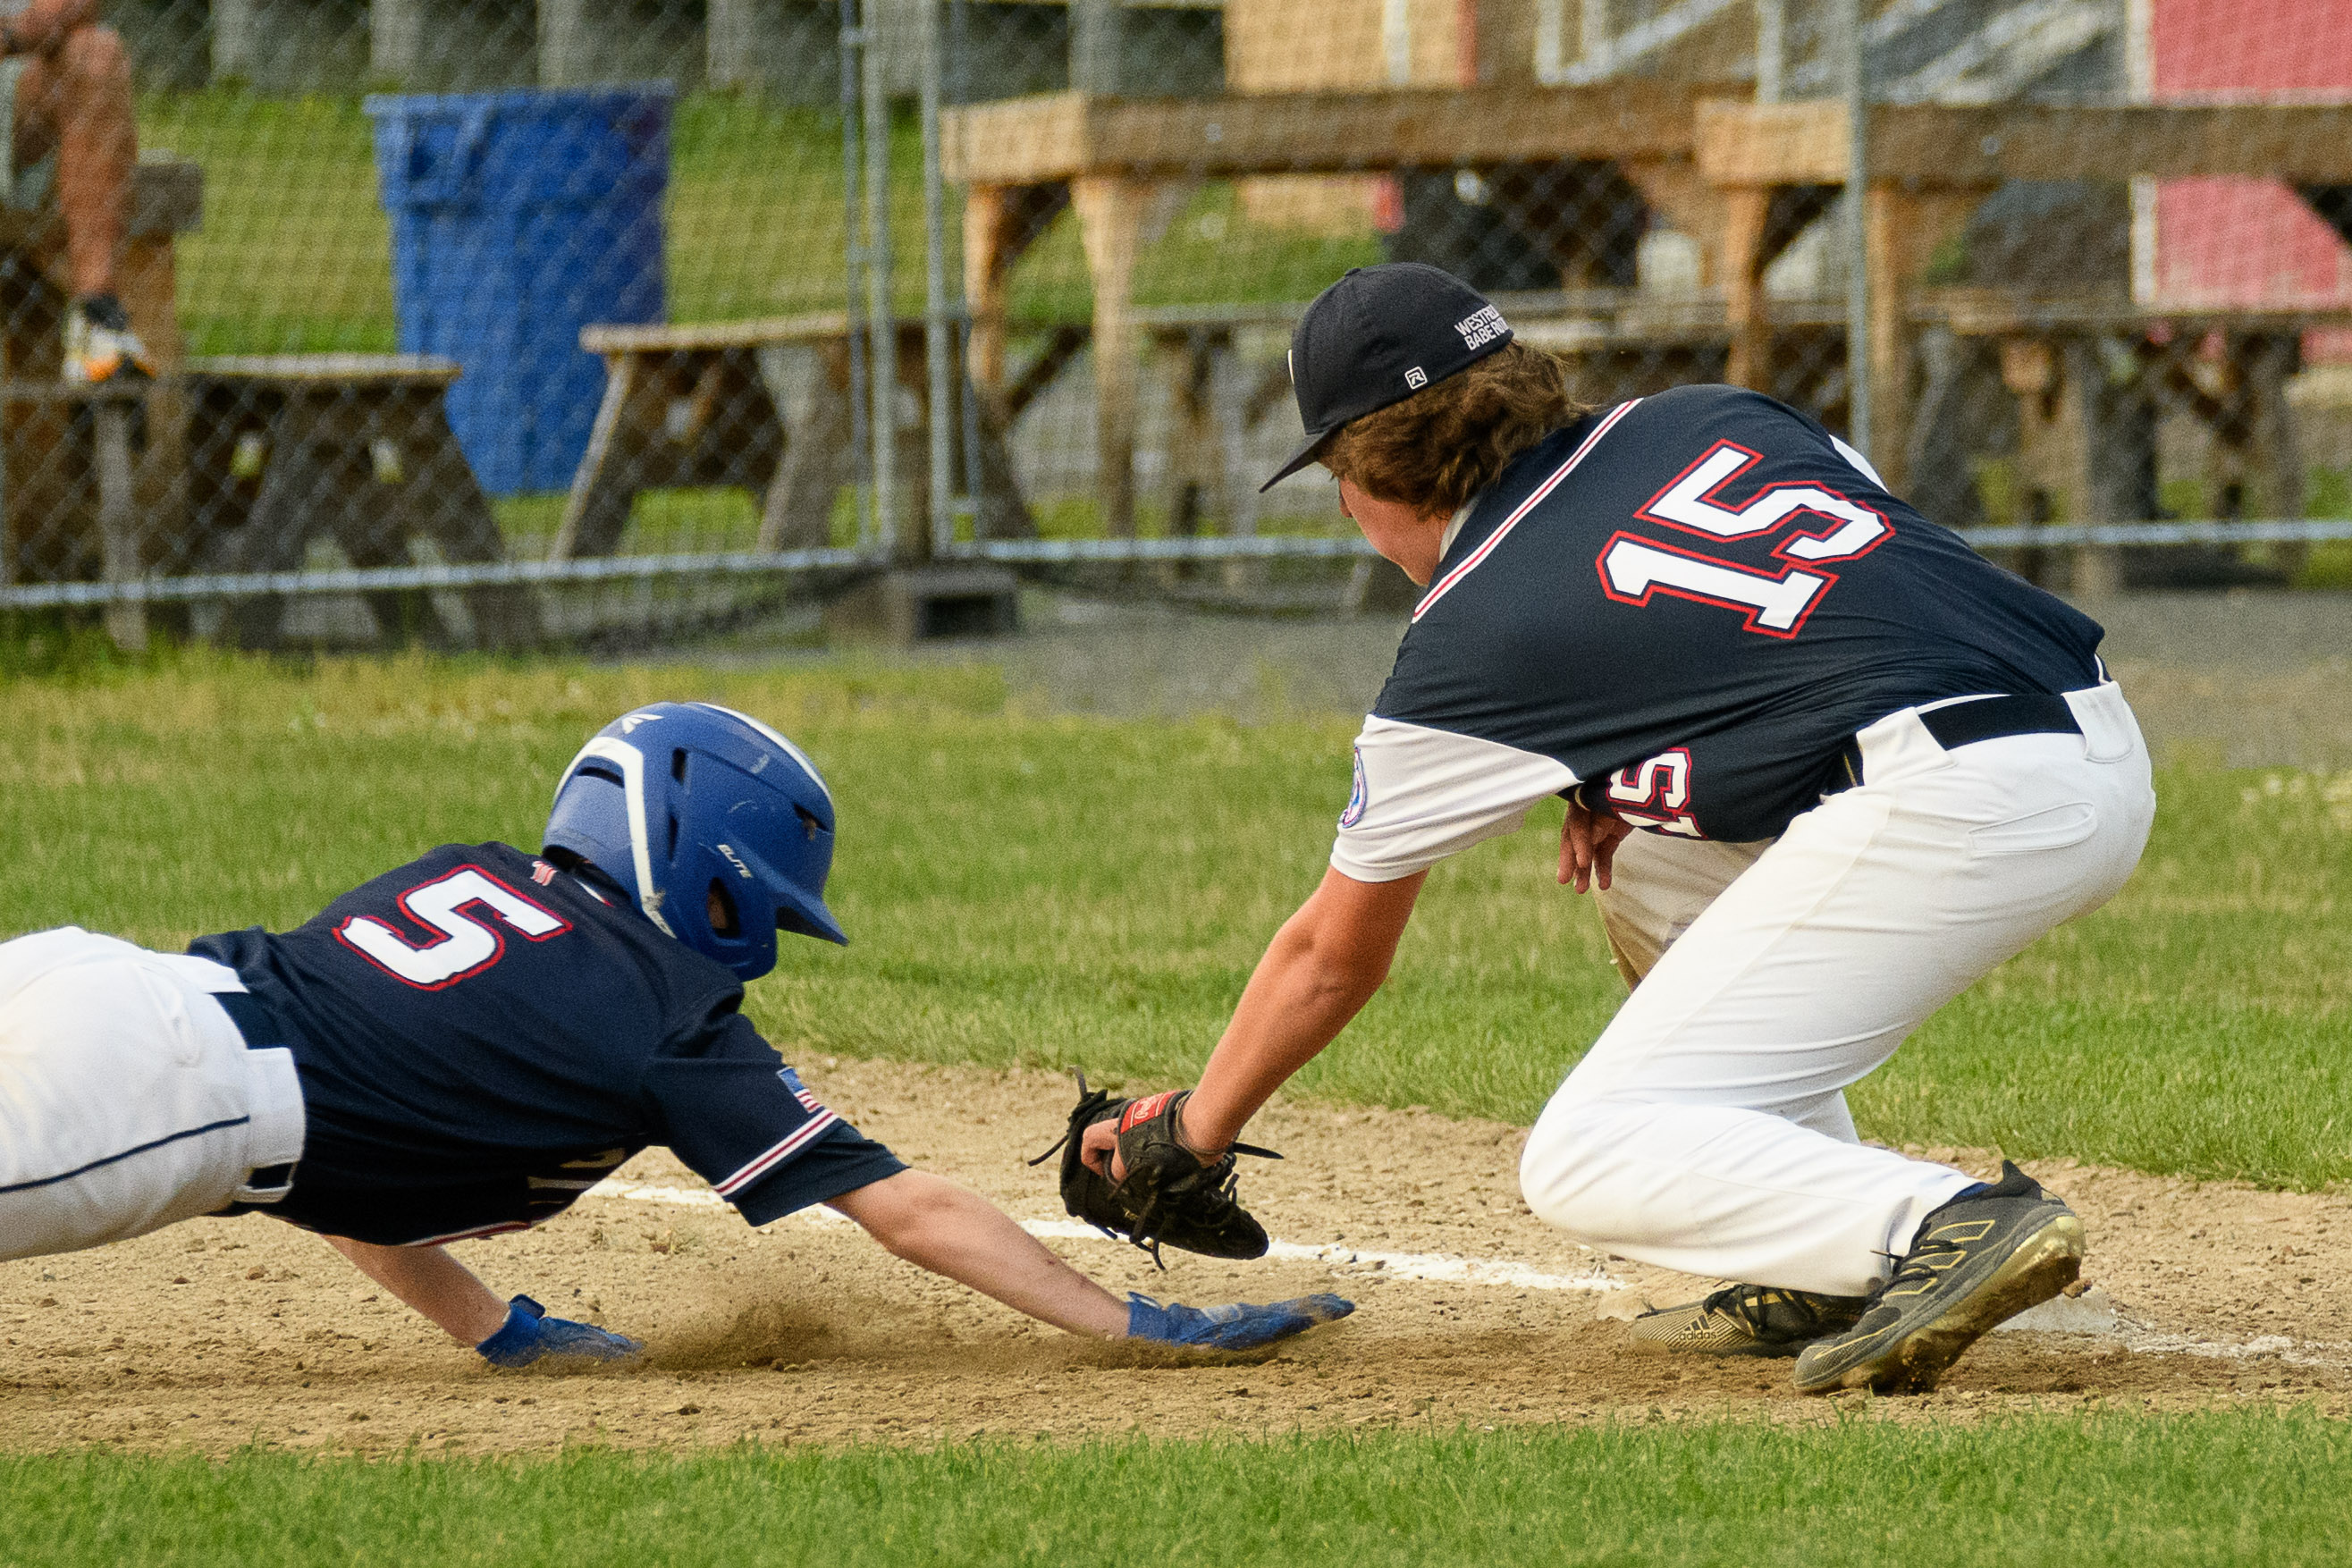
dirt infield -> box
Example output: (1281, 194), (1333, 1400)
(5, 1056), (2350, 1455)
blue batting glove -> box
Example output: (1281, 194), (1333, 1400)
(476, 1294), (642, 1368)
(1126, 1292), (1355, 1351)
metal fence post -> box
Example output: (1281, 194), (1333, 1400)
(1070, 0), (1121, 94)
(861, 0), (900, 558)
(839, 0), (876, 549)
(919, 0), (956, 557)
(949, 0), (984, 537)
(1836, 0), (1872, 462)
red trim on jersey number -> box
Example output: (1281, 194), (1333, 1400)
(333, 864), (574, 991)
(1633, 439), (1894, 565)
(1604, 746), (1706, 838)
(1595, 532), (1842, 641)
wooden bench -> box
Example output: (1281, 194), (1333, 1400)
(1922, 291), (2350, 590)
(552, 313), (1034, 562)
(943, 86), (1739, 537)
(1119, 291), (1850, 549)
(186, 355), (540, 650)
(1693, 98), (2352, 491)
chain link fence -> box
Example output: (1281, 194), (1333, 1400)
(1, 0), (2347, 649)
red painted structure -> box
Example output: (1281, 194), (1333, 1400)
(2148, 0), (2352, 309)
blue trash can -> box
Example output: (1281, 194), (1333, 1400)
(366, 85), (671, 495)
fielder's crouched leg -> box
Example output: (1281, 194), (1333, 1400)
(1519, 1094), (1978, 1302)
(1520, 690), (2152, 1390)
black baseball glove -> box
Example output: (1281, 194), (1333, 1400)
(1030, 1075), (1278, 1266)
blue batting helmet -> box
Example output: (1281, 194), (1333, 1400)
(544, 702), (846, 980)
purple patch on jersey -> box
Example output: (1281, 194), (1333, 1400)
(1338, 746), (1370, 829)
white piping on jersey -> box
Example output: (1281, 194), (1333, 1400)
(712, 1109), (841, 1198)
(1412, 397), (1642, 623)
(1830, 433), (1886, 491)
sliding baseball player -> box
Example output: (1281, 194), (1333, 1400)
(2, 702), (1350, 1365)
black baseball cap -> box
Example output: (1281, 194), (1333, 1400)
(1258, 263), (1515, 493)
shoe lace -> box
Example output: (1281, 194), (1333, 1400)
(1702, 1284), (1836, 1337)
(1118, 1151), (1254, 1271)
(1864, 1234), (1968, 1307)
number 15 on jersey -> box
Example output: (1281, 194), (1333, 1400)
(1598, 439), (1892, 637)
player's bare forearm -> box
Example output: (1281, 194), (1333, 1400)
(1183, 866), (1427, 1151)
(829, 1169), (1129, 1338)
(325, 1235), (510, 1345)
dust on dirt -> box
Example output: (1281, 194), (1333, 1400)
(4, 1057), (2348, 1455)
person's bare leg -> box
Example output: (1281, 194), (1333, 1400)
(16, 24), (132, 298)
(827, 1169), (1131, 1339)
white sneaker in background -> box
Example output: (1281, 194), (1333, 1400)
(63, 297), (154, 384)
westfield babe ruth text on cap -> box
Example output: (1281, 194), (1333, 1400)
(1258, 263), (1515, 493)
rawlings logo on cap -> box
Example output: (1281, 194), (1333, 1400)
(1121, 1090), (1181, 1133)
(1454, 303), (1508, 351)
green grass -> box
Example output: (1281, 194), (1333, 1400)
(492, 488), (770, 558)
(4, 654), (2349, 1547)
(5, 1412), (2352, 1566)
(141, 91), (398, 356)
(138, 89), (1376, 358)
(0, 653), (2347, 1189)
(2291, 466), (2352, 588)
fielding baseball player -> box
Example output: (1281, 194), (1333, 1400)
(1, 702), (1350, 1365)
(1083, 264), (2154, 1394)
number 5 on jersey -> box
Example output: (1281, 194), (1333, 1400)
(337, 865), (572, 989)
(1606, 747), (1704, 838)
(1598, 439), (1891, 636)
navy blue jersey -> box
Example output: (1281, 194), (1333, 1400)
(190, 842), (900, 1245)
(1332, 385), (2105, 875)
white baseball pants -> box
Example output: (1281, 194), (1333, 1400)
(1521, 682), (2154, 1296)
(0, 927), (305, 1262)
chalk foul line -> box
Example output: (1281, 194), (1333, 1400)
(586, 1179), (1622, 1294)
(584, 1180), (2349, 1366)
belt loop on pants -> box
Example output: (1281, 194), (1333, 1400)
(1830, 692), (2088, 796)
(210, 988), (306, 1204)
(1916, 693), (2082, 751)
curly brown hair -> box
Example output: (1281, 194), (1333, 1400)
(1319, 341), (1589, 517)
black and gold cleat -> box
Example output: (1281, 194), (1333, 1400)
(1626, 1285), (1867, 1358)
(1793, 1161), (2085, 1395)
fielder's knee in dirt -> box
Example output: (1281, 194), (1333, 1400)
(1515, 1093), (1661, 1251)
